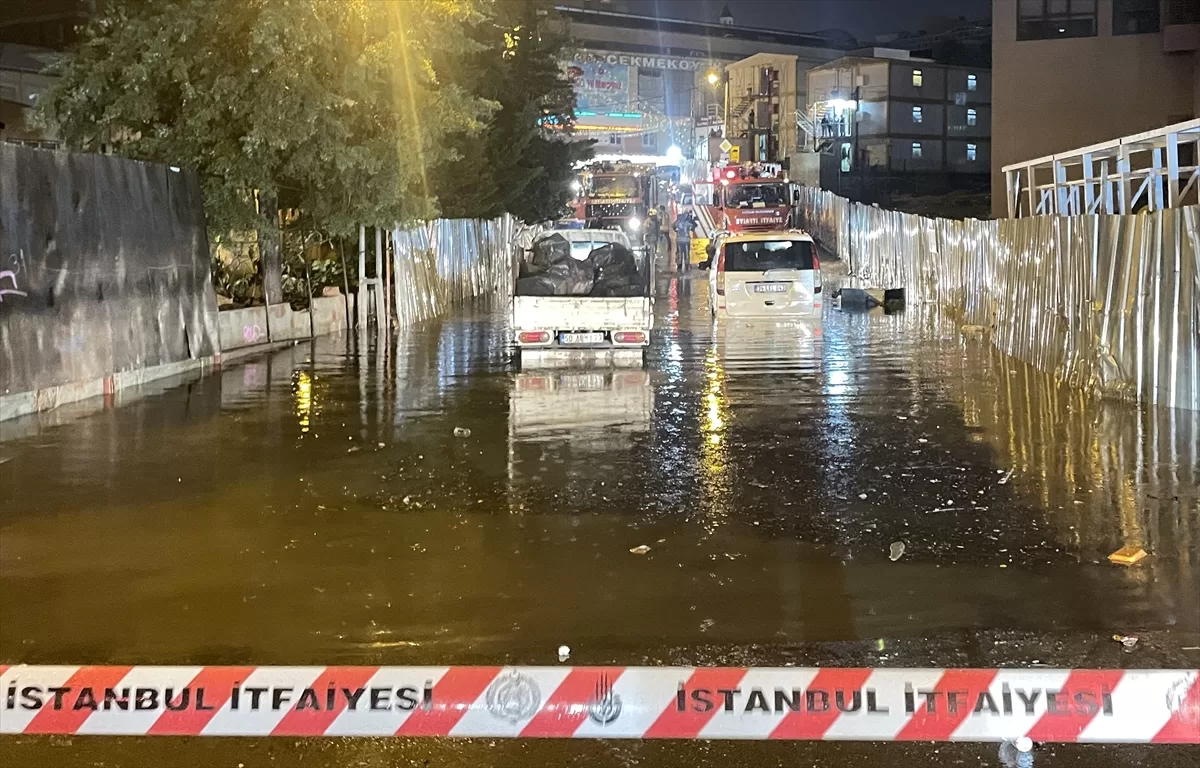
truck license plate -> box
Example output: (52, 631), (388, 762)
(560, 332), (605, 345)
(753, 283), (789, 293)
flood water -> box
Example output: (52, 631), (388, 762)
(1, 261), (1198, 766)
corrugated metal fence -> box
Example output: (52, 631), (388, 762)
(797, 188), (1200, 411)
(389, 216), (517, 329)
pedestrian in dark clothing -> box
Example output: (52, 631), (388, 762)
(674, 211), (695, 272)
(646, 209), (662, 255)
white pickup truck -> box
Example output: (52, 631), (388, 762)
(511, 229), (653, 364)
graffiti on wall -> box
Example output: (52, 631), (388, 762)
(1, 250), (30, 302)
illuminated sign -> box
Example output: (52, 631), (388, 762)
(600, 53), (711, 71)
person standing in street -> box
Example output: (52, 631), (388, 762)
(674, 210), (695, 272)
(646, 208), (662, 258)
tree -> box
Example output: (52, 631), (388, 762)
(433, 0), (593, 222)
(39, 0), (496, 236)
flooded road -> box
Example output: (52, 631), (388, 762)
(1, 260), (1198, 766)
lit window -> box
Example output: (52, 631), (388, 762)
(911, 106), (923, 123)
(911, 69), (923, 87)
(967, 74), (977, 92)
(967, 143), (977, 161)
(911, 142), (923, 159)
(967, 108), (978, 126)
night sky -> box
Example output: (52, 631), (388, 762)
(626, 0), (992, 39)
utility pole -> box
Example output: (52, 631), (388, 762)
(722, 70), (730, 142)
(853, 84), (861, 200)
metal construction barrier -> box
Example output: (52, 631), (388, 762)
(390, 216), (517, 329)
(797, 188), (1200, 411)
(1, 665), (1196, 742)
(0, 144), (220, 398)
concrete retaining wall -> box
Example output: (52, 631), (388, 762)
(3, 295), (351, 422)
(216, 296), (348, 353)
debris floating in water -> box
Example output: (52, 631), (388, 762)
(453, 427), (471, 438)
(997, 468), (1014, 485)
(557, 644), (571, 662)
(888, 541), (906, 561)
(1108, 545), (1148, 566)
(629, 545), (651, 555)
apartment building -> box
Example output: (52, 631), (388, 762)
(806, 51), (992, 178)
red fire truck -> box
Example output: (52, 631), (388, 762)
(697, 163), (792, 235)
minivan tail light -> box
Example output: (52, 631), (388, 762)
(613, 331), (646, 344)
(715, 249), (726, 295)
(518, 331), (551, 344)
(813, 253), (822, 293)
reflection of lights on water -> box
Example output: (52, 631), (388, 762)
(706, 392), (724, 432)
(825, 367), (850, 397)
(666, 340), (684, 379)
(294, 370), (313, 433)
(702, 348), (728, 443)
(699, 347), (730, 531)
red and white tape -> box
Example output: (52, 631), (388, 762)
(1, 665), (1196, 742)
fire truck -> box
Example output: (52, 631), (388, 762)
(695, 163), (793, 236)
(577, 161), (656, 236)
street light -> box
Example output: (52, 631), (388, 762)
(706, 71), (720, 86)
(666, 145), (683, 163)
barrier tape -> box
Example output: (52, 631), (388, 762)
(1, 665), (1197, 742)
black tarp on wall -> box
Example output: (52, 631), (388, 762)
(0, 144), (219, 395)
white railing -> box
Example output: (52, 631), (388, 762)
(1002, 119), (1200, 218)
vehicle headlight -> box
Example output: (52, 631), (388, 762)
(628, 217), (642, 231)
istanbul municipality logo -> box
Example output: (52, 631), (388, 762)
(588, 673), (622, 726)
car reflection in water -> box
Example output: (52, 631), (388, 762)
(506, 369), (654, 505)
(711, 315), (822, 378)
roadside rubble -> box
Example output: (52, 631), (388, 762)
(1112, 634), (1139, 650)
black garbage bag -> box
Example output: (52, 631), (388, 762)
(516, 276), (558, 296)
(524, 234), (571, 277)
(591, 283), (644, 297)
(588, 242), (642, 297)
(543, 254), (595, 296)
(588, 242), (638, 273)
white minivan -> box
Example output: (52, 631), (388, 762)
(706, 230), (821, 318)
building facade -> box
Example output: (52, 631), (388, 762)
(0, 44), (60, 147)
(555, 2), (849, 159)
(723, 53), (802, 167)
(991, 0), (1199, 215)
(806, 51), (992, 179)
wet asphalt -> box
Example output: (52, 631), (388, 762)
(1, 255), (1198, 766)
